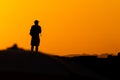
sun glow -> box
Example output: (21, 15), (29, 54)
(0, 0), (120, 56)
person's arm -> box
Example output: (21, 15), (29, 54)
(39, 26), (42, 34)
(30, 26), (33, 36)
(39, 26), (42, 37)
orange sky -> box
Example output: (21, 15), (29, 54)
(0, 0), (120, 56)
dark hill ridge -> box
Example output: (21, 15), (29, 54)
(0, 46), (106, 80)
(68, 55), (120, 80)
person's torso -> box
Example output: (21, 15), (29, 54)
(31, 25), (40, 37)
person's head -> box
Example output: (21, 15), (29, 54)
(34, 20), (39, 25)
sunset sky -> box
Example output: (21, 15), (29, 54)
(0, 0), (120, 56)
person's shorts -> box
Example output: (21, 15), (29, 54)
(31, 38), (40, 46)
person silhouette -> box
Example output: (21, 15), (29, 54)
(30, 20), (42, 54)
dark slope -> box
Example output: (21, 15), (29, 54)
(0, 50), (67, 74)
(68, 55), (120, 80)
(0, 48), (107, 80)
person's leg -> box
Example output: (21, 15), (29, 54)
(31, 45), (34, 52)
(35, 46), (38, 54)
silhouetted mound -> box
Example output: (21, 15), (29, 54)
(0, 46), (107, 80)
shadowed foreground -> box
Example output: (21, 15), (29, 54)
(0, 46), (106, 80)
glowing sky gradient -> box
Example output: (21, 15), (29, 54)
(0, 0), (120, 56)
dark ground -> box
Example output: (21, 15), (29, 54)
(0, 46), (119, 80)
